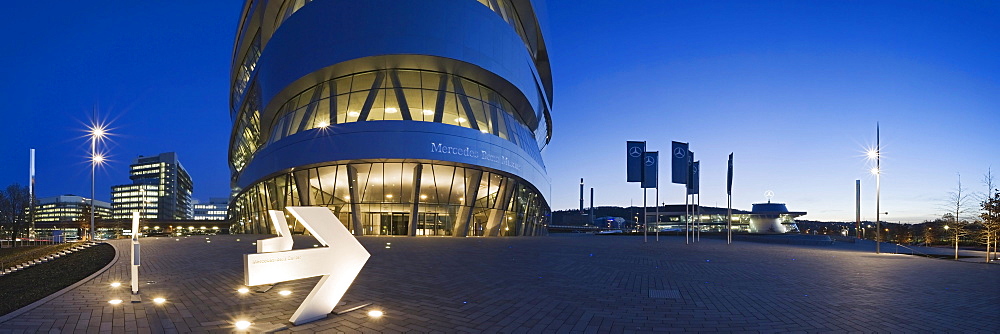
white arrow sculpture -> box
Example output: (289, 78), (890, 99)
(244, 207), (371, 325)
(258, 210), (293, 253)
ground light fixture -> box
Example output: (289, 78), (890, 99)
(279, 290), (292, 296)
(108, 299), (123, 305)
(234, 320), (252, 330)
(110, 282), (121, 288)
(153, 298), (166, 304)
(237, 287), (250, 294)
(367, 310), (384, 318)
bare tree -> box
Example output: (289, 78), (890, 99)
(980, 178), (999, 262)
(943, 174), (976, 260)
(0, 183), (31, 244)
(982, 168), (998, 262)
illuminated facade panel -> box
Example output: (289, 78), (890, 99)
(194, 198), (229, 221)
(33, 195), (111, 225)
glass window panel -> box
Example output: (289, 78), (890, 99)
(403, 89), (429, 122)
(489, 104), (507, 140)
(399, 163), (416, 203)
(461, 78), (483, 101)
(288, 107), (307, 136)
(284, 94), (300, 114)
(314, 166), (336, 205)
(418, 166), (437, 203)
(345, 92), (366, 123)
(351, 72), (376, 92)
(270, 116), (287, 143)
(478, 172), (494, 208)
(312, 97), (331, 128)
(366, 89), (388, 121)
(361, 163), (384, 203)
(352, 163), (372, 202)
(397, 70), (421, 88)
(297, 86), (317, 108)
(432, 165), (455, 204)
(382, 163), (403, 203)
(335, 76), (352, 96)
(442, 93), (464, 127)
(421, 71), (443, 91)
(335, 165), (351, 205)
(484, 89), (502, 110)
(381, 89), (404, 121)
(422, 90), (439, 122)
(468, 99), (491, 134)
(335, 93), (350, 124)
(502, 113), (518, 145)
(451, 168), (467, 206)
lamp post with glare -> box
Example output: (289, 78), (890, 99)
(944, 225), (959, 260)
(867, 123), (882, 254)
(87, 117), (108, 241)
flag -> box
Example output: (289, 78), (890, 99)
(642, 151), (658, 189)
(671, 141), (689, 184)
(727, 153), (733, 196)
(626, 141), (645, 182)
(687, 161), (700, 194)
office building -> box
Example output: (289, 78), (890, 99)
(111, 152), (194, 221)
(33, 195), (112, 226)
(193, 197), (229, 221)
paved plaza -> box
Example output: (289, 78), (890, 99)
(0, 233), (997, 333)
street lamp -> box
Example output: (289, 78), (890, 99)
(944, 225), (959, 260)
(87, 116), (109, 241)
(866, 123), (882, 254)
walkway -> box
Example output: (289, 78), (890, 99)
(0, 234), (997, 332)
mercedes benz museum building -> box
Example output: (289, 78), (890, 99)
(227, 0), (553, 237)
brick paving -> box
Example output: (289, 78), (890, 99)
(0, 234), (997, 333)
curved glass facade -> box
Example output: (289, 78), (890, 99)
(229, 0), (553, 237)
(264, 69), (544, 165)
(230, 162), (547, 236)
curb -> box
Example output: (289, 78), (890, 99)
(0, 242), (121, 324)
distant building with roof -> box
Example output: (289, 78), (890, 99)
(33, 195), (111, 227)
(551, 203), (806, 234)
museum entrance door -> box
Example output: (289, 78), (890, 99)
(415, 213), (451, 236)
(365, 212), (409, 236)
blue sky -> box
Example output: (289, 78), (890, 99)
(1, 1), (996, 223)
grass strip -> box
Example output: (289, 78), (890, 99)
(0, 244), (78, 269)
(0, 243), (115, 316)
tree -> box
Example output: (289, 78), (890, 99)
(0, 183), (31, 243)
(980, 168), (998, 262)
(921, 219), (944, 246)
(980, 188), (999, 263)
(943, 174), (976, 260)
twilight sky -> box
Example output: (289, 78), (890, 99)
(1, 1), (997, 223)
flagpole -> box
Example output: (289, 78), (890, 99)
(727, 153), (734, 244)
(685, 194), (689, 244)
(655, 185), (659, 242)
(697, 194), (701, 242)
(643, 188), (647, 243)
(727, 195), (732, 244)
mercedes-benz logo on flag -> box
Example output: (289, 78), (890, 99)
(629, 146), (643, 157)
(673, 147), (686, 159)
(644, 156), (656, 166)
(693, 165), (698, 173)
